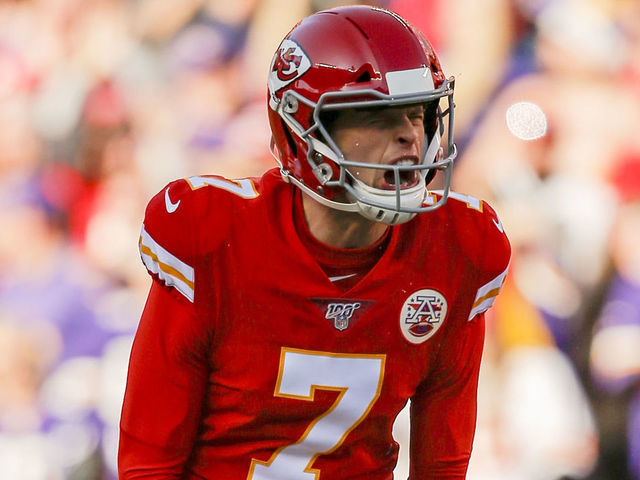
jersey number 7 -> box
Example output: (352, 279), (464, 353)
(247, 348), (386, 479)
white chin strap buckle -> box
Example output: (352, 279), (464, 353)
(350, 176), (427, 225)
(358, 204), (417, 225)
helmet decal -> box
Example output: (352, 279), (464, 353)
(268, 39), (311, 95)
(385, 67), (434, 95)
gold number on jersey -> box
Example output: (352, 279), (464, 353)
(186, 176), (259, 198)
(247, 348), (386, 480)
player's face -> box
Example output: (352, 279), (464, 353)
(330, 105), (426, 191)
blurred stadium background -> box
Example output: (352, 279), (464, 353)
(0, 0), (639, 478)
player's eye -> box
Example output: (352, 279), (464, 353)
(406, 109), (424, 126)
(408, 106), (424, 119)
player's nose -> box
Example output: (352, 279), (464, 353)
(394, 114), (420, 146)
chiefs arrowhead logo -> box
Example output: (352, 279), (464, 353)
(273, 47), (303, 81)
(268, 39), (311, 95)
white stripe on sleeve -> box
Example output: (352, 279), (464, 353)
(139, 225), (195, 302)
(468, 266), (508, 321)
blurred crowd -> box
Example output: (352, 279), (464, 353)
(0, 0), (638, 479)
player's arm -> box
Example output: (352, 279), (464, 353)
(408, 311), (486, 479)
(119, 280), (210, 478)
(119, 180), (213, 478)
(408, 197), (511, 478)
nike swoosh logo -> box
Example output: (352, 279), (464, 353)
(493, 217), (504, 233)
(328, 273), (358, 283)
(165, 188), (181, 214)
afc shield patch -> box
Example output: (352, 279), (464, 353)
(268, 39), (311, 94)
(399, 289), (448, 344)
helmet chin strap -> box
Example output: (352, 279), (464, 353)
(286, 173), (361, 213)
(269, 137), (360, 213)
(288, 169), (423, 225)
(348, 175), (426, 225)
(269, 132), (439, 225)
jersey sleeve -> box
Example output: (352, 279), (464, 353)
(137, 179), (200, 302)
(467, 200), (511, 321)
(408, 197), (510, 477)
(409, 311), (486, 478)
(119, 179), (214, 478)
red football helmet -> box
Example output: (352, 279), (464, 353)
(267, 5), (456, 225)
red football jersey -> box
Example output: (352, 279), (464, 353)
(119, 168), (510, 479)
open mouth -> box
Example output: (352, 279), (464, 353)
(381, 159), (419, 190)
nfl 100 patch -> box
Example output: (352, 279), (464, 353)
(312, 298), (375, 332)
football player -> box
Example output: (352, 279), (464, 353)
(119, 5), (511, 479)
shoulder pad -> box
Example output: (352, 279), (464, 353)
(432, 191), (511, 320)
(138, 175), (261, 302)
(465, 198), (511, 320)
(139, 179), (197, 302)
